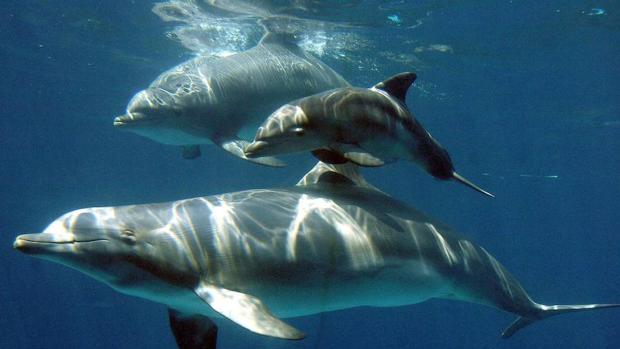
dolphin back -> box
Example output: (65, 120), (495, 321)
(160, 31), (349, 130)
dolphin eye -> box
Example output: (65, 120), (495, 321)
(292, 128), (305, 137)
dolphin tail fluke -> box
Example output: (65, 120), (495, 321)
(502, 303), (620, 339)
(451, 172), (495, 198)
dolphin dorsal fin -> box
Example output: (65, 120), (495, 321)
(372, 72), (417, 103)
(297, 162), (379, 191)
(258, 31), (299, 50)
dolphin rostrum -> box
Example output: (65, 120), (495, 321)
(14, 162), (617, 348)
(113, 32), (349, 166)
(244, 72), (494, 197)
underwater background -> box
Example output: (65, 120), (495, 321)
(1, 0), (619, 348)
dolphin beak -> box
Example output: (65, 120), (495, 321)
(244, 141), (268, 158)
(452, 172), (495, 198)
(13, 236), (28, 251)
(13, 233), (72, 254)
(113, 114), (131, 127)
(114, 113), (146, 128)
(14, 232), (108, 254)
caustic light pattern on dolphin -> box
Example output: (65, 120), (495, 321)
(14, 162), (618, 348)
(244, 72), (494, 197)
(113, 32), (349, 167)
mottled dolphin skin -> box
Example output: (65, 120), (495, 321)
(113, 32), (349, 166)
(13, 162), (618, 348)
(245, 72), (494, 196)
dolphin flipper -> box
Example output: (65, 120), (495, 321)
(195, 282), (305, 340)
(168, 308), (218, 349)
(311, 149), (349, 164)
(219, 138), (286, 167)
(331, 144), (385, 167)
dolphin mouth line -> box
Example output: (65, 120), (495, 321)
(114, 115), (138, 127)
(16, 238), (109, 245)
(114, 113), (159, 127)
(113, 116), (168, 128)
(113, 119), (128, 127)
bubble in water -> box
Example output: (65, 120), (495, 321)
(387, 14), (402, 24)
(586, 8), (606, 16)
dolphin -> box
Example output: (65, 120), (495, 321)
(13, 162), (618, 348)
(113, 32), (349, 166)
(244, 72), (494, 197)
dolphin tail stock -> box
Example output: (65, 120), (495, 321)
(451, 171), (495, 198)
(501, 303), (620, 339)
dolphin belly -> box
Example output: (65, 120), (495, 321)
(249, 260), (452, 318)
(132, 126), (212, 146)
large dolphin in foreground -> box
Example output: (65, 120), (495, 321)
(14, 162), (618, 348)
(245, 72), (494, 197)
(113, 32), (349, 166)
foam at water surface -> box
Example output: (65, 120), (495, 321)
(150, 0), (436, 68)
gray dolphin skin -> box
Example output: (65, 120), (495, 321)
(113, 32), (349, 166)
(13, 162), (618, 348)
(244, 72), (494, 197)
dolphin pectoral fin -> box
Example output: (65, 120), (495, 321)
(331, 144), (385, 167)
(195, 282), (305, 340)
(501, 316), (534, 339)
(343, 152), (384, 167)
(168, 308), (218, 349)
(182, 145), (201, 159)
(311, 149), (349, 164)
(219, 138), (286, 167)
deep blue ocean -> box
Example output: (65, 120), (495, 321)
(2, 1), (619, 348)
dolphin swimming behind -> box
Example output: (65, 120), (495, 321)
(14, 162), (618, 348)
(245, 72), (494, 197)
(114, 32), (349, 166)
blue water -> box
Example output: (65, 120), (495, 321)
(2, 1), (619, 348)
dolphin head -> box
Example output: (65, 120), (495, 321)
(245, 104), (327, 158)
(418, 138), (495, 197)
(418, 139), (455, 180)
(114, 84), (207, 146)
(14, 206), (197, 292)
(114, 88), (181, 131)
